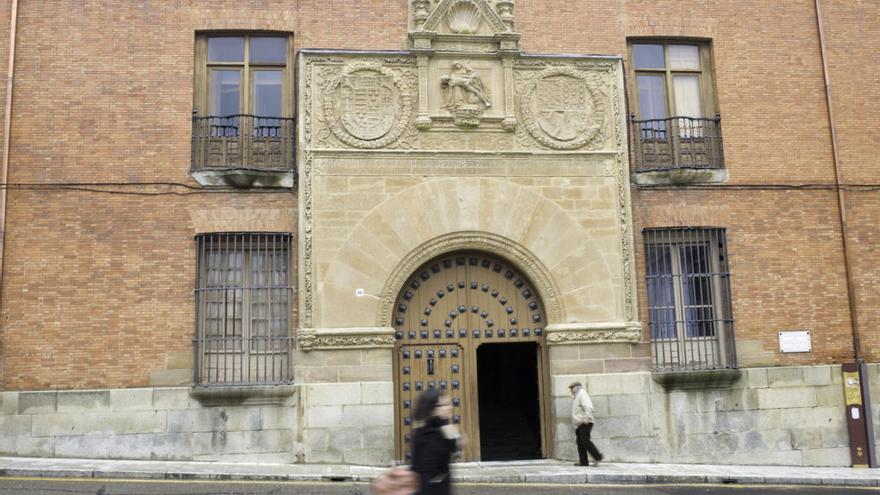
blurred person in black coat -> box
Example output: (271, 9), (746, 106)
(410, 389), (461, 495)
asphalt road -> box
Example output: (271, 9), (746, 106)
(0, 478), (878, 495)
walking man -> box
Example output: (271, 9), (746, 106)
(569, 381), (603, 466)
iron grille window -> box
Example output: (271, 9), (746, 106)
(644, 228), (736, 371)
(195, 233), (293, 386)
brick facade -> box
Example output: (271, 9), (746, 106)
(0, 0), (875, 389)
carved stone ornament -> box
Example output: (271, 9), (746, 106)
(544, 323), (642, 345)
(519, 67), (606, 150)
(447, 0), (483, 34)
(412, 0), (432, 28)
(298, 327), (396, 351)
(495, 0), (515, 30)
(322, 62), (413, 148)
(441, 62), (491, 127)
(418, 0), (510, 35)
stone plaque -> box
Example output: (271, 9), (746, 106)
(778, 330), (812, 353)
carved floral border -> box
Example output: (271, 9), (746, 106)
(298, 327), (395, 351)
(544, 323), (642, 345)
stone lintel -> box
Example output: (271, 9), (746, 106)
(545, 322), (643, 345)
(299, 327), (395, 352)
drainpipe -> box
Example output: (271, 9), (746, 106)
(0, 0), (18, 306)
(814, 0), (860, 361)
(815, 0), (876, 468)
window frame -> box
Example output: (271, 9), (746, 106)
(193, 32), (294, 119)
(627, 39), (717, 121)
(195, 232), (294, 386)
(643, 227), (736, 371)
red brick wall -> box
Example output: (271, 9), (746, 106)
(819, 0), (880, 360)
(632, 190), (855, 367)
(0, 0), (876, 389)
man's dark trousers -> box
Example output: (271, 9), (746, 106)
(575, 423), (602, 465)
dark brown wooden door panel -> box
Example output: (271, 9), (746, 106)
(392, 252), (548, 461)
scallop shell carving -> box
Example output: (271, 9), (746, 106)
(447, 1), (482, 34)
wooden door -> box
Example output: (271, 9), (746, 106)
(393, 252), (548, 461)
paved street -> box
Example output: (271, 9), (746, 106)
(0, 457), (880, 488)
(1, 479), (879, 495)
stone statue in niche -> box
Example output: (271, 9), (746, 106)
(440, 62), (491, 127)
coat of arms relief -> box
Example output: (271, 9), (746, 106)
(516, 66), (611, 150)
(317, 61), (417, 150)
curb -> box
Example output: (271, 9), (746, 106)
(2, 459), (879, 488)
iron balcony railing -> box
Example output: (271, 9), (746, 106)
(191, 113), (295, 172)
(631, 114), (724, 173)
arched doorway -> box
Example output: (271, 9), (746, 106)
(392, 251), (552, 462)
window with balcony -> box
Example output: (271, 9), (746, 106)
(644, 228), (736, 373)
(192, 34), (294, 187)
(195, 233), (293, 386)
(628, 41), (724, 180)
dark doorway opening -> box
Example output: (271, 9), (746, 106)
(477, 342), (542, 461)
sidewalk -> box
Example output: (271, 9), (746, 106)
(1, 456), (879, 487)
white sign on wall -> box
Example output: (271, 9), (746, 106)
(778, 330), (812, 353)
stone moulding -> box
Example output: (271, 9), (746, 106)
(651, 369), (743, 390)
(544, 322), (642, 345)
(298, 327), (396, 351)
(633, 167), (729, 186)
(189, 385), (297, 406)
(190, 169), (294, 188)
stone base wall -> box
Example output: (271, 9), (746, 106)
(2, 364), (876, 467)
(301, 382), (394, 465)
(0, 387), (300, 463)
(553, 364), (879, 467)
(293, 348), (395, 465)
